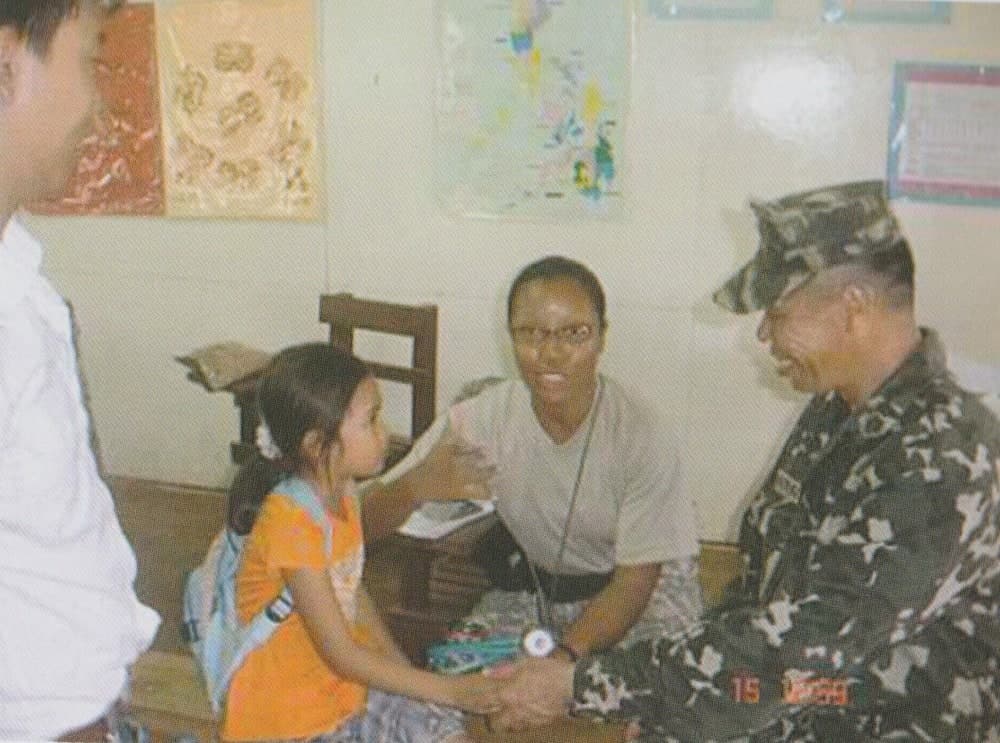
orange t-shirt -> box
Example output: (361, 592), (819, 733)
(221, 485), (367, 741)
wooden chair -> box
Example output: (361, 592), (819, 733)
(319, 293), (438, 463)
(229, 293), (438, 467)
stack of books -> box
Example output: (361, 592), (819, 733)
(427, 618), (522, 675)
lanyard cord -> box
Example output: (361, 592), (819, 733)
(530, 376), (605, 633)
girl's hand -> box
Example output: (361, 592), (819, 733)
(449, 673), (503, 714)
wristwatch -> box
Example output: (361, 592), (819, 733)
(521, 627), (556, 657)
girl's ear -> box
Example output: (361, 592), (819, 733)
(302, 427), (341, 469)
(300, 428), (326, 467)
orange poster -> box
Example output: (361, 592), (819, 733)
(157, 0), (321, 220)
(29, 3), (164, 216)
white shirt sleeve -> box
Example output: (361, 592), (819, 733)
(0, 225), (159, 739)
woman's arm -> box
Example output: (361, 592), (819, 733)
(554, 562), (660, 659)
(361, 415), (494, 541)
(285, 565), (501, 713)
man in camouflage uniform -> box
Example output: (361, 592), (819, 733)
(492, 180), (1000, 742)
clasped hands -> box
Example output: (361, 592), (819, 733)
(464, 656), (576, 730)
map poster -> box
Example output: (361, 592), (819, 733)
(29, 3), (164, 216)
(434, 0), (631, 220)
(648, 0), (773, 21)
(157, 0), (321, 220)
(888, 62), (1000, 207)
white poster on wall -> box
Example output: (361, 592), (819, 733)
(888, 62), (1000, 206)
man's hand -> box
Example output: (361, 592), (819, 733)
(409, 417), (495, 501)
(487, 656), (576, 730)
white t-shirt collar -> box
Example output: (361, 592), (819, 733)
(0, 216), (43, 315)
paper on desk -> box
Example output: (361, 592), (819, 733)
(397, 499), (495, 540)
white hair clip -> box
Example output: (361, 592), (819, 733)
(255, 421), (283, 461)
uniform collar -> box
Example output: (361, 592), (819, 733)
(858, 327), (948, 414)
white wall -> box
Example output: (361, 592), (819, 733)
(27, 0), (1000, 540)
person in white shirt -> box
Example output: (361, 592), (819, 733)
(0, 2), (159, 740)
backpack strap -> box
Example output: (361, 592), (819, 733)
(202, 477), (336, 714)
(261, 477), (334, 621)
(272, 476), (334, 551)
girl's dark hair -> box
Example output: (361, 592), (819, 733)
(227, 343), (371, 535)
(0, 1), (122, 57)
(506, 255), (608, 330)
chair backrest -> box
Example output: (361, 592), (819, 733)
(319, 293), (438, 442)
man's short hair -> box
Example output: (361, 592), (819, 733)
(713, 180), (914, 314)
(834, 242), (915, 310)
(0, 1), (122, 58)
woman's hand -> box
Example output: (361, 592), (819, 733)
(411, 418), (495, 501)
(360, 415), (495, 540)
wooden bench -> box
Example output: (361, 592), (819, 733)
(131, 651), (216, 742)
(109, 476), (222, 739)
(112, 476), (741, 742)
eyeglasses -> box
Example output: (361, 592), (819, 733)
(510, 324), (597, 348)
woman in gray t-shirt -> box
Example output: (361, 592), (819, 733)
(365, 256), (702, 659)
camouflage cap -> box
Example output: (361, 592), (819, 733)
(713, 180), (909, 314)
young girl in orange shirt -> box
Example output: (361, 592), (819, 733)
(221, 343), (498, 742)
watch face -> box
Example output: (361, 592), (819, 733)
(522, 627), (556, 657)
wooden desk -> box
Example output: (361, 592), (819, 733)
(365, 514), (496, 664)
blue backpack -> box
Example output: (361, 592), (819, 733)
(181, 477), (332, 715)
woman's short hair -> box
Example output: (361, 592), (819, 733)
(506, 255), (608, 329)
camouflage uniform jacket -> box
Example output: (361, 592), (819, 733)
(572, 329), (1000, 742)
